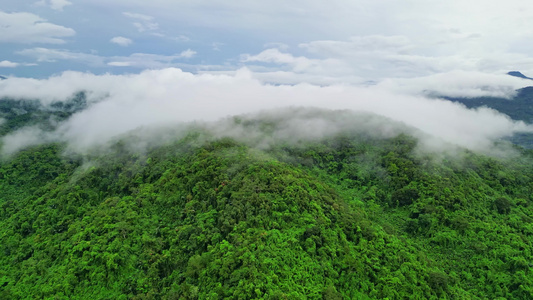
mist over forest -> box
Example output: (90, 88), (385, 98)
(2, 1), (533, 299)
(1, 68), (532, 157)
(1, 68), (533, 299)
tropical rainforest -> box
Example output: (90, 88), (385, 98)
(0, 96), (533, 299)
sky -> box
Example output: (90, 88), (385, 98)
(2, 0), (533, 81)
(1, 1), (533, 154)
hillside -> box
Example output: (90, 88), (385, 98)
(1, 110), (532, 299)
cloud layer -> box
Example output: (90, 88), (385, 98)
(0, 68), (531, 155)
(17, 48), (196, 69)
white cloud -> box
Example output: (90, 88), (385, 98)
(17, 48), (195, 68)
(110, 36), (133, 47)
(0, 11), (75, 44)
(242, 48), (350, 78)
(264, 42), (289, 51)
(133, 22), (159, 33)
(79, 1), (533, 47)
(377, 71), (533, 98)
(173, 35), (190, 42)
(0, 68), (531, 155)
(123, 12), (159, 33)
(106, 51), (196, 68)
(2, 0), (533, 103)
(35, 0), (72, 11)
(2, 0), (533, 83)
(238, 32), (533, 86)
(243, 48), (303, 65)
(302, 35), (414, 55)
(122, 12), (153, 21)
(211, 42), (223, 51)
(17, 48), (104, 66)
(180, 49), (196, 59)
(0, 61), (19, 68)
(1, 126), (54, 155)
(297, 36), (464, 79)
(107, 61), (131, 67)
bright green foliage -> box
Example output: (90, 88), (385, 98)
(1, 130), (533, 299)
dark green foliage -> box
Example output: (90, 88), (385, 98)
(391, 185), (419, 207)
(428, 271), (449, 291)
(1, 127), (533, 299)
(494, 197), (512, 214)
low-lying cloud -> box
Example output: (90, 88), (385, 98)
(0, 68), (532, 155)
(377, 70), (530, 98)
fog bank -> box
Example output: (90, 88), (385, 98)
(0, 68), (531, 155)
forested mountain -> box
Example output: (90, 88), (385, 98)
(0, 107), (532, 299)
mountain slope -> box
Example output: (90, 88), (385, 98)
(1, 122), (532, 299)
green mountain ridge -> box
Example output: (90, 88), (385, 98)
(1, 112), (532, 299)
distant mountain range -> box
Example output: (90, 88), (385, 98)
(444, 71), (533, 147)
(0, 75), (7, 80)
(445, 86), (533, 123)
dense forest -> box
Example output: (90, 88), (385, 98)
(0, 102), (532, 299)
